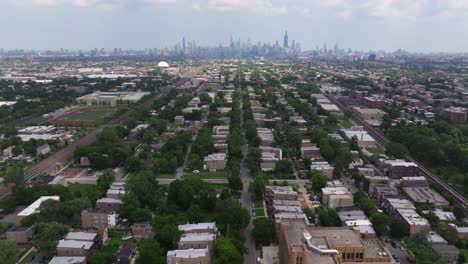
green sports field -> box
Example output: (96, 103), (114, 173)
(55, 108), (116, 126)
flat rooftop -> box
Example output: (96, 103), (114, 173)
(65, 232), (97, 241)
(167, 248), (209, 259)
(57, 239), (93, 250)
(18, 196), (60, 217)
(178, 222), (216, 232)
(180, 233), (215, 242)
(48, 256), (86, 264)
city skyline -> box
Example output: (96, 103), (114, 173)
(1, 0), (468, 53)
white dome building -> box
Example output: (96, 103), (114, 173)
(158, 61), (169, 68)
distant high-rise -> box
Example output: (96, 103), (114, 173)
(182, 37), (186, 52)
(283, 31), (289, 48)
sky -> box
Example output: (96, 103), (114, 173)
(1, 0), (468, 52)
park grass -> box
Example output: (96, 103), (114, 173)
(185, 171), (229, 179)
(156, 173), (176, 179)
(64, 108), (115, 122)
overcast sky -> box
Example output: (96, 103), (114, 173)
(1, 0), (468, 52)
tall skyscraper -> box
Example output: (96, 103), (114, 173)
(182, 37), (186, 52)
(283, 31), (289, 48)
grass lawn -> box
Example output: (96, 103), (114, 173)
(156, 173), (176, 179)
(185, 171), (229, 179)
(255, 208), (266, 217)
(88, 231), (127, 263)
(56, 108), (116, 126)
(341, 119), (353, 129)
(18, 246), (36, 264)
(461, 249), (468, 261)
(254, 200), (264, 209)
(65, 108), (115, 122)
(366, 147), (384, 155)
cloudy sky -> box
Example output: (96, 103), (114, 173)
(1, 0), (468, 52)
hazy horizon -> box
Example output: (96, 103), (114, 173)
(1, 0), (468, 53)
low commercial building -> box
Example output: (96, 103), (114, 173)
(257, 127), (275, 146)
(64, 232), (98, 242)
(96, 197), (123, 213)
(17, 196), (60, 225)
(322, 187), (354, 209)
(382, 198), (430, 235)
(456, 227), (468, 240)
(260, 153), (279, 171)
(48, 256), (86, 264)
(342, 127), (377, 148)
(344, 220), (376, 238)
(432, 244), (459, 264)
(278, 221), (395, 264)
(362, 96), (385, 109)
(370, 185), (400, 203)
(380, 159), (419, 179)
(36, 144), (51, 156)
(402, 187), (450, 209)
(178, 222), (217, 234)
(167, 248), (210, 264)
(178, 233), (216, 251)
(203, 153), (227, 171)
(265, 186), (299, 202)
(76, 91), (149, 106)
(131, 222), (153, 239)
(81, 209), (117, 235)
(442, 107), (467, 123)
(353, 107), (385, 125)
(301, 145), (322, 160)
(56, 239), (94, 256)
(6, 226), (33, 244)
(310, 161), (334, 178)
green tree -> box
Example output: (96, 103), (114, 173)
(252, 218), (275, 245)
(437, 223), (459, 245)
(370, 213), (390, 236)
(216, 201), (250, 231)
(249, 174), (269, 200)
(390, 217), (408, 239)
(97, 169), (115, 195)
(0, 240), (19, 264)
(228, 176), (243, 191)
(4, 165), (25, 191)
(453, 205), (465, 221)
(33, 222), (69, 255)
(350, 136), (360, 151)
(316, 206), (339, 227)
(385, 142), (409, 159)
(137, 239), (165, 264)
(213, 237), (243, 264)
(311, 170), (327, 193)
(125, 156), (144, 173)
(274, 159), (293, 175)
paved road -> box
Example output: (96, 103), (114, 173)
(240, 143), (257, 264)
(156, 178), (228, 185)
(239, 90), (258, 264)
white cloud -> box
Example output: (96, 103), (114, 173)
(8, 0), (468, 19)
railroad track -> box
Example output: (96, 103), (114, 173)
(326, 95), (468, 209)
